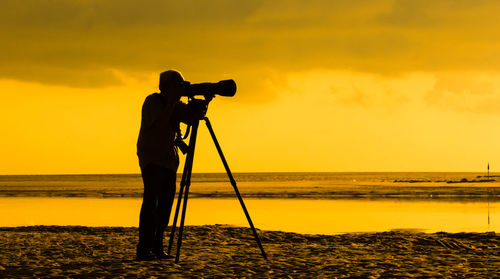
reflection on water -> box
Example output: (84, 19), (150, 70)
(0, 197), (497, 234)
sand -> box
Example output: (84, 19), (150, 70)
(0, 225), (498, 278)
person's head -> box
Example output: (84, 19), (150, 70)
(159, 70), (185, 95)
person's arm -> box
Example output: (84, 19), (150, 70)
(173, 101), (191, 124)
(142, 94), (179, 128)
(141, 96), (156, 128)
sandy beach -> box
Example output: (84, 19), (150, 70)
(0, 225), (498, 278)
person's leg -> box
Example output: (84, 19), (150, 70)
(137, 164), (161, 259)
(153, 169), (176, 255)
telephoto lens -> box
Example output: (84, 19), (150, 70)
(184, 79), (236, 97)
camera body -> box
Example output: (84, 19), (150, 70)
(175, 79), (236, 147)
(183, 79), (236, 97)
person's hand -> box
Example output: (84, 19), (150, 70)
(189, 99), (208, 120)
(170, 81), (188, 102)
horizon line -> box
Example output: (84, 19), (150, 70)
(0, 170), (496, 176)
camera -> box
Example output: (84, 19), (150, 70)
(183, 79), (236, 97)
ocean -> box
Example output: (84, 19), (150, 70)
(0, 173), (498, 233)
(1, 172), (499, 198)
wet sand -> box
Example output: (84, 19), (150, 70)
(0, 225), (498, 278)
(0, 183), (498, 201)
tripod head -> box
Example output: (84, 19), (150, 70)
(174, 95), (213, 153)
(185, 94), (213, 131)
(187, 94), (213, 117)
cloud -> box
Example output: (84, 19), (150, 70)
(0, 0), (264, 87)
(1, 0), (500, 91)
(277, 70), (432, 111)
(426, 72), (500, 114)
(272, 69), (500, 115)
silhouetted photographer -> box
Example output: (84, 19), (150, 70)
(136, 70), (209, 261)
(136, 70), (265, 262)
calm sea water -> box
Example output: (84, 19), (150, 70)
(0, 173), (498, 234)
(0, 197), (497, 234)
(1, 172), (499, 193)
(1, 172), (498, 184)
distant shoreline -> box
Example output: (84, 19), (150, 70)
(1, 171), (499, 176)
(1, 172), (498, 200)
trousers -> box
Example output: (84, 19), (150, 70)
(138, 164), (176, 252)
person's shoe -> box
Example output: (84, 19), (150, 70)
(153, 249), (175, 260)
(136, 250), (156, 261)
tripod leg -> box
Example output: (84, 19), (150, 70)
(175, 119), (200, 263)
(204, 117), (268, 260)
(167, 156), (190, 254)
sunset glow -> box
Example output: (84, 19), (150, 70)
(1, 0), (499, 174)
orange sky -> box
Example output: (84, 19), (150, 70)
(1, 0), (499, 174)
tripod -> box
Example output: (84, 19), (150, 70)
(167, 115), (267, 263)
